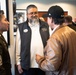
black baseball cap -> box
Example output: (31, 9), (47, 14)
(43, 5), (64, 19)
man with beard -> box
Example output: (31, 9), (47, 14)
(16, 4), (50, 75)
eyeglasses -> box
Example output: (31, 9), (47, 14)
(28, 12), (38, 15)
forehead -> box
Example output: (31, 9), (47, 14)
(27, 8), (38, 12)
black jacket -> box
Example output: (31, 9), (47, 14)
(68, 24), (76, 31)
(0, 34), (11, 75)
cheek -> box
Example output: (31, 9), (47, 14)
(47, 18), (51, 26)
(36, 14), (38, 17)
(27, 15), (31, 19)
(3, 22), (9, 27)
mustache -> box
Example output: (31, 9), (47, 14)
(31, 16), (38, 19)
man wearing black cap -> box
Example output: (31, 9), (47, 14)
(36, 5), (76, 75)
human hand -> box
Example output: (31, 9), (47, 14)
(17, 64), (23, 74)
(36, 54), (42, 63)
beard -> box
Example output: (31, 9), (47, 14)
(29, 16), (39, 25)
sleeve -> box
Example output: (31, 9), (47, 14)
(16, 28), (21, 65)
(0, 45), (6, 75)
(38, 37), (62, 71)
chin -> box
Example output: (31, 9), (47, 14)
(4, 29), (8, 32)
(6, 28), (9, 31)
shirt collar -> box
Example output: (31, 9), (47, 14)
(50, 25), (60, 36)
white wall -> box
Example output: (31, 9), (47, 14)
(16, 0), (76, 19)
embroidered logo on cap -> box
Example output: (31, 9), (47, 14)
(49, 13), (51, 16)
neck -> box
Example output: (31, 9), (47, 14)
(52, 24), (60, 30)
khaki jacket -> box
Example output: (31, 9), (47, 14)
(38, 25), (76, 75)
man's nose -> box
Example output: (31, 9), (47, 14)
(32, 14), (36, 16)
(7, 21), (10, 24)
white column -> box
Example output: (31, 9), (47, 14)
(8, 0), (15, 75)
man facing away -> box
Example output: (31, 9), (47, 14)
(16, 4), (50, 75)
(36, 5), (76, 75)
(0, 10), (12, 75)
(64, 15), (76, 31)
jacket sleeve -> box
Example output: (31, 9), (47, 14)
(38, 37), (62, 71)
(16, 28), (21, 65)
(0, 45), (6, 75)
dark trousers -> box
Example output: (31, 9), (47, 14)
(22, 68), (45, 75)
(15, 65), (45, 75)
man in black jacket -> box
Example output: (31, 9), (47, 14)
(16, 4), (50, 75)
(64, 15), (76, 31)
(0, 10), (12, 75)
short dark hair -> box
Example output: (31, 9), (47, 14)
(26, 4), (37, 13)
(0, 10), (4, 21)
(52, 18), (64, 25)
(64, 15), (72, 23)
